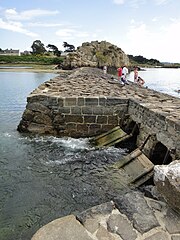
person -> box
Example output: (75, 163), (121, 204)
(121, 66), (129, 85)
(103, 65), (107, 74)
(117, 67), (122, 80)
(137, 76), (145, 86)
(134, 67), (138, 83)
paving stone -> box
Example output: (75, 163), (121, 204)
(163, 208), (180, 234)
(114, 190), (159, 233)
(171, 235), (180, 240)
(96, 225), (120, 240)
(107, 213), (137, 240)
(144, 231), (170, 240)
(32, 215), (94, 240)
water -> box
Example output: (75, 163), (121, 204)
(128, 67), (180, 98)
(0, 68), (179, 240)
(0, 71), (128, 240)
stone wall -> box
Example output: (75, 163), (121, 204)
(128, 99), (180, 160)
(18, 95), (128, 138)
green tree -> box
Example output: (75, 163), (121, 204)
(46, 44), (61, 57)
(63, 42), (75, 52)
(31, 40), (46, 55)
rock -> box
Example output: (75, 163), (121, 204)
(62, 40), (129, 69)
(31, 215), (94, 240)
(154, 160), (180, 212)
(114, 190), (159, 233)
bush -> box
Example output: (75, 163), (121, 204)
(0, 55), (64, 65)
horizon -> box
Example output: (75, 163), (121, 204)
(0, 0), (180, 63)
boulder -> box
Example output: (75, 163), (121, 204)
(154, 160), (180, 212)
(62, 40), (129, 69)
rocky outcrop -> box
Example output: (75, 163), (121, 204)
(154, 160), (180, 212)
(62, 41), (129, 69)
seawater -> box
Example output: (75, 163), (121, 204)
(0, 71), (128, 240)
(0, 69), (179, 240)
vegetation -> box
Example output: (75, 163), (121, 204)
(128, 54), (162, 66)
(0, 55), (63, 65)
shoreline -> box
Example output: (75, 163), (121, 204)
(0, 64), (60, 73)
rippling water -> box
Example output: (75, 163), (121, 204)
(0, 71), (129, 240)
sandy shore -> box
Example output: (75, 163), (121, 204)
(0, 64), (60, 73)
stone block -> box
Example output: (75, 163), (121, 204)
(96, 226), (117, 240)
(77, 124), (88, 133)
(108, 116), (119, 125)
(84, 116), (96, 123)
(171, 235), (180, 240)
(107, 213), (137, 240)
(106, 97), (128, 106)
(154, 160), (180, 212)
(93, 107), (104, 115)
(85, 97), (99, 106)
(82, 106), (93, 115)
(97, 116), (108, 124)
(103, 107), (114, 115)
(162, 208), (180, 234)
(32, 215), (93, 240)
(71, 107), (82, 115)
(64, 115), (83, 123)
(57, 98), (64, 107)
(99, 97), (106, 106)
(64, 97), (77, 106)
(144, 231), (169, 240)
(77, 97), (85, 106)
(59, 107), (71, 114)
(114, 191), (159, 234)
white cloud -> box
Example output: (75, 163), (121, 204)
(124, 19), (180, 62)
(154, 0), (169, 5)
(5, 8), (59, 21)
(56, 28), (89, 38)
(0, 18), (38, 37)
(113, 0), (125, 5)
(28, 22), (64, 27)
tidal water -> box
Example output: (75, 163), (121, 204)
(0, 71), (128, 240)
(0, 68), (179, 240)
(128, 67), (180, 98)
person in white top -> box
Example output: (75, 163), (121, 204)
(121, 66), (129, 85)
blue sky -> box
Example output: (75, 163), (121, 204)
(0, 0), (180, 63)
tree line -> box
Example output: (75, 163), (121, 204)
(31, 40), (75, 56)
(127, 54), (161, 66)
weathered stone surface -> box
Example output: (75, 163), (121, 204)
(96, 225), (119, 240)
(114, 191), (159, 233)
(32, 215), (93, 240)
(143, 231), (170, 240)
(171, 235), (180, 240)
(107, 213), (137, 240)
(77, 201), (115, 225)
(62, 40), (129, 69)
(162, 208), (180, 234)
(154, 160), (180, 212)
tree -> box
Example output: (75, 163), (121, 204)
(63, 42), (75, 52)
(31, 40), (46, 55)
(46, 44), (61, 57)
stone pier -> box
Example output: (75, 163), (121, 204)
(18, 67), (180, 161)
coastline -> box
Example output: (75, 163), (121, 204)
(0, 64), (60, 73)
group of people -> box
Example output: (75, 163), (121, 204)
(103, 65), (145, 87)
(117, 66), (129, 85)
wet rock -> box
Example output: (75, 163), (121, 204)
(154, 160), (180, 212)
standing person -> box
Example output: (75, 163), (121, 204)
(117, 67), (122, 81)
(103, 65), (107, 75)
(134, 67), (138, 83)
(122, 65), (129, 84)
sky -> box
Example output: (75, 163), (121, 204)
(0, 0), (180, 63)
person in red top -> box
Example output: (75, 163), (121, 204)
(117, 67), (122, 80)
